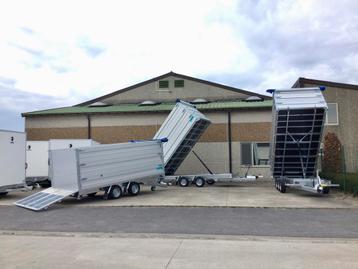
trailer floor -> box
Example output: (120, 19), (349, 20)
(1, 180), (357, 209)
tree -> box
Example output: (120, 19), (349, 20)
(322, 132), (342, 173)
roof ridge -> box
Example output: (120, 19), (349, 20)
(75, 71), (270, 106)
(293, 77), (358, 90)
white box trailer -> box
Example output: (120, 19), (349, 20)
(0, 130), (27, 196)
(49, 139), (99, 150)
(16, 139), (166, 211)
(267, 87), (338, 194)
(154, 100), (236, 187)
(26, 139), (99, 186)
(25, 141), (49, 185)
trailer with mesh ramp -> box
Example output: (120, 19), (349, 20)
(267, 87), (338, 194)
(15, 139), (166, 211)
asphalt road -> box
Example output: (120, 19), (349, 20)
(1, 206), (358, 238)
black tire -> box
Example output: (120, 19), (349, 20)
(322, 187), (330, 194)
(206, 179), (215, 185)
(178, 177), (189, 187)
(38, 180), (51, 188)
(87, 192), (97, 197)
(151, 186), (156, 191)
(128, 182), (140, 196)
(194, 177), (205, 187)
(275, 180), (280, 191)
(109, 185), (122, 199)
(0, 192), (8, 196)
(280, 181), (286, 193)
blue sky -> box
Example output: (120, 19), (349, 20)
(1, 0), (358, 131)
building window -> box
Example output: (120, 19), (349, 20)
(241, 143), (252, 165)
(159, 80), (169, 88)
(325, 103), (339, 125)
(174, 80), (184, 88)
(240, 142), (270, 165)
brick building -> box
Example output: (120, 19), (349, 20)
(22, 72), (358, 175)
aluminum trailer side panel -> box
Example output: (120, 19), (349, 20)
(153, 101), (211, 175)
(0, 130), (26, 191)
(269, 87), (327, 180)
(74, 141), (164, 191)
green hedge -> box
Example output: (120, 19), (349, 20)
(320, 172), (358, 196)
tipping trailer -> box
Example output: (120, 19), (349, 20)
(154, 100), (236, 187)
(0, 130), (28, 196)
(16, 139), (166, 211)
(267, 87), (338, 194)
(26, 139), (99, 187)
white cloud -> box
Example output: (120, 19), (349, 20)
(0, 0), (260, 97)
(0, 0), (358, 129)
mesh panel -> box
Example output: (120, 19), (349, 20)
(272, 108), (325, 179)
(165, 119), (210, 175)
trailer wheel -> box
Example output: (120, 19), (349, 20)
(38, 180), (51, 188)
(109, 185), (122, 199)
(178, 177), (189, 187)
(0, 192), (8, 196)
(280, 181), (286, 193)
(206, 179), (215, 185)
(128, 182), (140, 196)
(194, 177), (205, 187)
(277, 180), (283, 192)
(322, 187), (330, 194)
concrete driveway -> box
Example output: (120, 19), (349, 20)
(2, 181), (358, 269)
(1, 180), (357, 209)
(1, 233), (358, 269)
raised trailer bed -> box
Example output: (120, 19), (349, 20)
(16, 139), (166, 211)
(153, 100), (211, 175)
(267, 87), (338, 194)
(153, 100), (235, 187)
(0, 130), (28, 195)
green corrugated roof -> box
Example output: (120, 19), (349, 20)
(22, 100), (273, 116)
